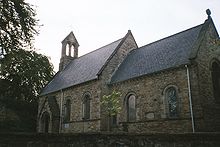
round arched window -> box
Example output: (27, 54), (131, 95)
(127, 94), (136, 122)
(166, 87), (178, 118)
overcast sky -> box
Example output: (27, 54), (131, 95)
(27, 0), (220, 71)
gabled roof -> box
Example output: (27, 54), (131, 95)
(41, 38), (123, 95)
(62, 31), (79, 46)
(110, 23), (205, 84)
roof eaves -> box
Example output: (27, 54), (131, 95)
(110, 62), (191, 85)
(40, 76), (98, 96)
(39, 71), (60, 95)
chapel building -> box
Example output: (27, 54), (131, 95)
(37, 11), (220, 133)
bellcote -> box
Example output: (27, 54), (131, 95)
(59, 31), (79, 71)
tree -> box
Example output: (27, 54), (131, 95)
(0, 49), (54, 132)
(0, 49), (54, 102)
(0, 0), (38, 55)
(101, 91), (121, 131)
(0, 0), (48, 132)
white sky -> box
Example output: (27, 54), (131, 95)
(27, 0), (220, 71)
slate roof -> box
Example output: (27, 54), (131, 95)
(41, 38), (123, 95)
(110, 24), (204, 84)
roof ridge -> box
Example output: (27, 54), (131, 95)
(110, 22), (206, 84)
(137, 23), (204, 51)
(75, 38), (123, 60)
(62, 37), (123, 71)
(40, 36), (125, 96)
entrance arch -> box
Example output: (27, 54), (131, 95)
(40, 112), (50, 133)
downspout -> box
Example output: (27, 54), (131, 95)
(185, 64), (195, 133)
(59, 89), (64, 133)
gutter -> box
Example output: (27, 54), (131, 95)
(185, 64), (195, 133)
(59, 89), (64, 133)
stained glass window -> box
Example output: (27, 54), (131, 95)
(166, 87), (178, 118)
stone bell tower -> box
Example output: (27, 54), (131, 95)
(59, 31), (79, 71)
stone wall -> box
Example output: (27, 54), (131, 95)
(110, 66), (193, 133)
(99, 31), (138, 131)
(192, 20), (220, 131)
(0, 132), (220, 147)
(105, 19), (220, 133)
(37, 31), (138, 133)
(37, 21), (220, 134)
(59, 80), (102, 133)
(38, 79), (102, 133)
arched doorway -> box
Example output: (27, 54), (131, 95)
(40, 112), (50, 133)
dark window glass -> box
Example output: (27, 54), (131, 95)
(212, 62), (220, 103)
(83, 94), (90, 120)
(112, 115), (117, 126)
(127, 95), (136, 121)
(64, 99), (71, 122)
(44, 115), (49, 133)
(41, 112), (50, 133)
(166, 87), (178, 118)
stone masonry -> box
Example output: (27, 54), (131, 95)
(37, 14), (220, 133)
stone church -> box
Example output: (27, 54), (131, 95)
(37, 11), (220, 133)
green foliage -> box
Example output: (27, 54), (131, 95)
(0, 0), (48, 132)
(0, 49), (54, 102)
(0, 98), (38, 132)
(101, 91), (122, 116)
(0, 50), (54, 132)
(0, 0), (38, 55)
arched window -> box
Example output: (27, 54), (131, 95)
(71, 45), (75, 57)
(165, 87), (178, 118)
(211, 61), (220, 103)
(127, 94), (136, 122)
(40, 112), (50, 133)
(82, 94), (90, 120)
(111, 115), (117, 126)
(66, 44), (69, 56)
(64, 99), (71, 122)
